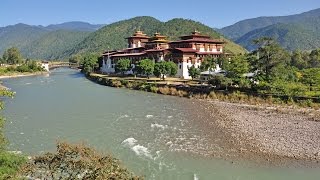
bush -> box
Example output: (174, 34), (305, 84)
(20, 142), (142, 180)
(158, 86), (170, 95)
(0, 151), (26, 179)
(150, 86), (159, 93)
(110, 79), (122, 87)
(208, 91), (217, 99)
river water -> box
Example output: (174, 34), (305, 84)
(2, 68), (320, 180)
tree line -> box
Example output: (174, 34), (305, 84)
(0, 47), (45, 74)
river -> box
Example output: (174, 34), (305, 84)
(2, 68), (320, 180)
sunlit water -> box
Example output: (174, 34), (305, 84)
(2, 68), (320, 180)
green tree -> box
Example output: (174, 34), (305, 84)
(188, 65), (200, 80)
(2, 47), (23, 65)
(82, 54), (98, 74)
(115, 59), (131, 75)
(309, 49), (320, 68)
(135, 59), (154, 78)
(200, 56), (217, 75)
(252, 37), (290, 82)
(154, 61), (177, 80)
(225, 55), (249, 84)
(301, 68), (320, 91)
(291, 50), (308, 69)
(69, 54), (82, 65)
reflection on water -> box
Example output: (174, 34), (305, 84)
(2, 68), (320, 180)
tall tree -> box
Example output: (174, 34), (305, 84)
(82, 53), (98, 74)
(200, 56), (217, 74)
(309, 49), (320, 68)
(2, 47), (23, 64)
(188, 65), (200, 80)
(291, 50), (308, 69)
(225, 55), (249, 83)
(135, 59), (154, 78)
(301, 68), (320, 91)
(115, 59), (131, 75)
(154, 61), (177, 80)
(251, 37), (290, 82)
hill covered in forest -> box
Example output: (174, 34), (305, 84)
(61, 16), (246, 58)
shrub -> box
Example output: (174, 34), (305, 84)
(20, 142), (142, 180)
(0, 151), (26, 179)
(169, 87), (178, 95)
(208, 91), (217, 99)
(110, 79), (122, 87)
(177, 90), (188, 97)
(158, 86), (170, 95)
(150, 86), (159, 93)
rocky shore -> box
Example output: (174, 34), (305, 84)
(188, 99), (320, 167)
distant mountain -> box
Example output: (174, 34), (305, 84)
(218, 8), (320, 51)
(45, 21), (104, 32)
(0, 23), (48, 55)
(0, 22), (101, 59)
(219, 8), (320, 40)
(22, 30), (90, 60)
(62, 16), (246, 58)
(236, 18), (320, 51)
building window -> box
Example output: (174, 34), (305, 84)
(179, 65), (182, 69)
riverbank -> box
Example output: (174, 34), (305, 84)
(187, 99), (320, 167)
(0, 71), (48, 80)
(86, 73), (320, 166)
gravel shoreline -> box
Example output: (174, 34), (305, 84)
(186, 99), (320, 167)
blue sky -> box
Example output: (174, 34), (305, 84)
(1, 0), (320, 28)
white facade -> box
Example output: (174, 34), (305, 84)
(100, 57), (135, 75)
(41, 62), (49, 71)
(177, 58), (221, 79)
(100, 57), (115, 73)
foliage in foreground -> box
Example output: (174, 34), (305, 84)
(0, 151), (26, 179)
(0, 89), (26, 179)
(20, 142), (142, 180)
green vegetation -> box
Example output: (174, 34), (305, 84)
(81, 53), (99, 74)
(219, 8), (320, 40)
(0, 47), (45, 76)
(0, 22), (100, 60)
(188, 65), (200, 80)
(63, 16), (246, 58)
(21, 142), (142, 180)
(135, 59), (154, 78)
(154, 61), (178, 80)
(219, 8), (320, 51)
(2, 47), (23, 65)
(0, 89), (26, 179)
(23, 30), (90, 60)
(115, 59), (132, 75)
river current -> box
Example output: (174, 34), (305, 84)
(2, 68), (320, 180)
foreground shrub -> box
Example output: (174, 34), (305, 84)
(158, 86), (170, 95)
(20, 142), (142, 180)
(150, 86), (159, 93)
(0, 151), (26, 179)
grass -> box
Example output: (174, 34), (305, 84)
(0, 151), (26, 179)
(89, 73), (320, 109)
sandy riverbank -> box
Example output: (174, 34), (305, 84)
(0, 71), (48, 80)
(186, 99), (320, 167)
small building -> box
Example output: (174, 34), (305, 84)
(100, 30), (225, 79)
(41, 61), (50, 71)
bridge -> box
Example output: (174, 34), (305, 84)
(41, 61), (80, 71)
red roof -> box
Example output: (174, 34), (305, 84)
(173, 48), (198, 53)
(145, 48), (168, 52)
(196, 52), (223, 55)
(126, 35), (150, 39)
(169, 38), (224, 44)
(111, 52), (146, 57)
